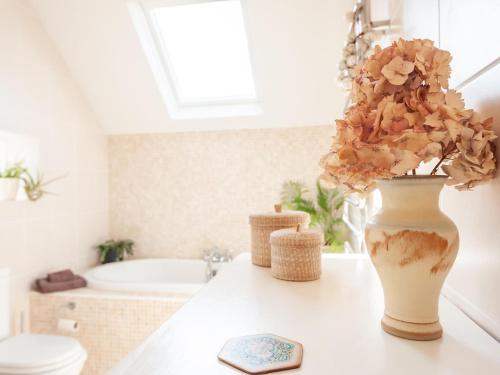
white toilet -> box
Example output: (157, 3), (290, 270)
(0, 268), (87, 375)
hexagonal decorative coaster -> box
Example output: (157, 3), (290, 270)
(218, 333), (303, 374)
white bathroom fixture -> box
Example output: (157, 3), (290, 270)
(84, 258), (212, 294)
(0, 268), (87, 375)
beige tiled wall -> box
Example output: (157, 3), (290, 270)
(109, 125), (334, 260)
(0, 0), (108, 333)
(30, 290), (189, 375)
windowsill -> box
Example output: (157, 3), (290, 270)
(168, 102), (263, 120)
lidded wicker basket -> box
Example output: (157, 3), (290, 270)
(270, 224), (323, 281)
(249, 204), (310, 267)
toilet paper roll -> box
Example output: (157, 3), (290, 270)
(57, 319), (79, 333)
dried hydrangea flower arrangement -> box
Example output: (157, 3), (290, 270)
(321, 38), (497, 192)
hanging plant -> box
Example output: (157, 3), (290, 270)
(22, 170), (65, 201)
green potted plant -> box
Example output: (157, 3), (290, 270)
(0, 162), (26, 201)
(280, 180), (346, 252)
(96, 239), (135, 264)
(22, 170), (64, 202)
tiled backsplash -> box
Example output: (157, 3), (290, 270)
(109, 125), (334, 260)
(30, 289), (190, 375)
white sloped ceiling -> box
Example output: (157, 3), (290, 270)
(30, 0), (352, 134)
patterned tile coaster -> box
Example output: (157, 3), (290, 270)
(218, 333), (303, 374)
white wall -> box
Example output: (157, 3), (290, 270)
(394, 0), (500, 339)
(0, 0), (109, 333)
(30, 0), (352, 134)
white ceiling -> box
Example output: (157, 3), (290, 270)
(30, 0), (352, 134)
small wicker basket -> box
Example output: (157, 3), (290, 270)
(270, 224), (323, 281)
(249, 204), (310, 267)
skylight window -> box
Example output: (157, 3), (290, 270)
(132, 0), (261, 119)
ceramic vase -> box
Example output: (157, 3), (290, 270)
(0, 178), (20, 201)
(365, 176), (459, 341)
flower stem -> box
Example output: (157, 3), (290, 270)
(431, 145), (457, 175)
(431, 156), (446, 175)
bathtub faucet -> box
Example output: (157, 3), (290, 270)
(203, 247), (233, 263)
(203, 247), (232, 281)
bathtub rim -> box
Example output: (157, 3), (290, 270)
(84, 258), (208, 294)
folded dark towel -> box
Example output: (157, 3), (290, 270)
(47, 269), (75, 283)
(36, 275), (87, 293)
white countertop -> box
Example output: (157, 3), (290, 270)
(108, 254), (500, 375)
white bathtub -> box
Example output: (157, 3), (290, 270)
(84, 258), (210, 294)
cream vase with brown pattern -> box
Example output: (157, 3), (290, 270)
(365, 176), (459, 341)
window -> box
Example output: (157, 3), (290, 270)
(131, 0), (261, 119)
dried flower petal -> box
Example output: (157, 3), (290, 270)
(320, 38), (496, 192)
(424, 112), (443, 128)
(444, 119), (461, 141)
(381, 56), (415, 85)
(391, 149), (421, 174)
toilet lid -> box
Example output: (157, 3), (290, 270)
(0, 334), (85, 373)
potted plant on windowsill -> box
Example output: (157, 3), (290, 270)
(0, 162), (26, 201)
(320, 39), (497, 340)
(96, 239), (135, 264)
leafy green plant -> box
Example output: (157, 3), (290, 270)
(0, 162), (65, 202)
(22, 170), (64, 202)
(0, 162), (26, 178)
(96, 239), (135, 264)
(281, 180), (345, 252)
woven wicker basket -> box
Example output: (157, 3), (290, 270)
(270, 224), (323, 281)
(249, 204), (310, 267)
